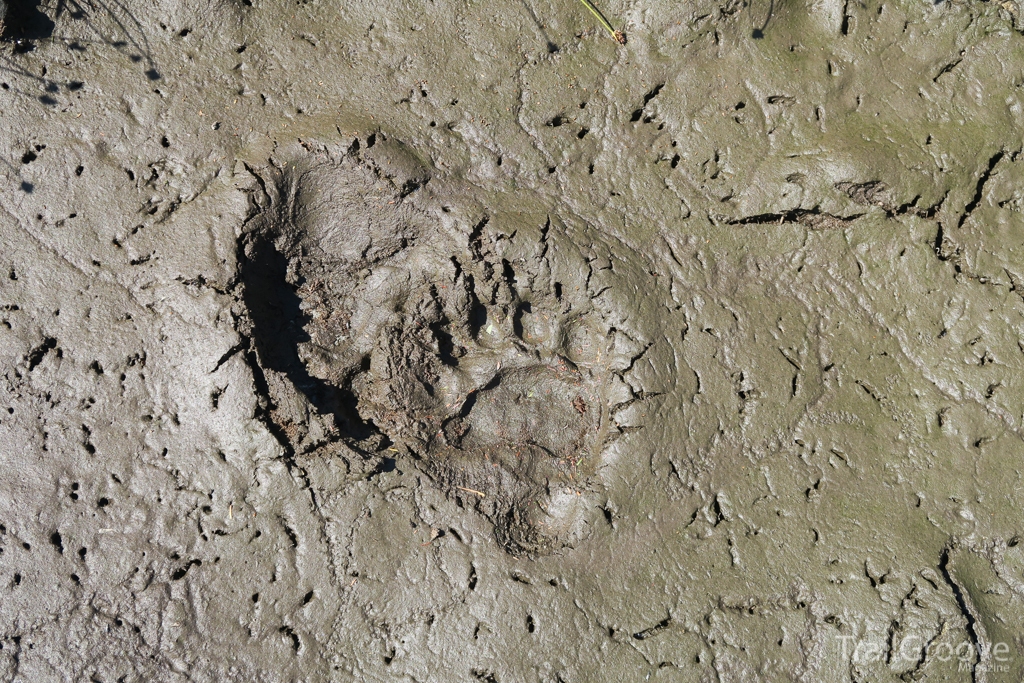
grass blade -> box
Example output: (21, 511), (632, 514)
(576, 0), (626, 44)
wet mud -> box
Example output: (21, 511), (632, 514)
(238, 140), (634, 554)
(2, 0), (1024, 680)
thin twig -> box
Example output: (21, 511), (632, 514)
(456, 486), (486, 498)
(577, 0), (626, 44)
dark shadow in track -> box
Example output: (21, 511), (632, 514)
(240, 234), (379, 443)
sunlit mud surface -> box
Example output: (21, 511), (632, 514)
(2, 0), (1024, 680)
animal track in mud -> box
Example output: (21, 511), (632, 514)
(237, 136), (642, 554)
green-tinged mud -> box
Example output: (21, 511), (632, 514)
(1, 0), (1023, 680)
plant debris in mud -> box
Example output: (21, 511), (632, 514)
(576, 0), (627, 44)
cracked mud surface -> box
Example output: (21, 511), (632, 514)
(1, 0), (1024, 680)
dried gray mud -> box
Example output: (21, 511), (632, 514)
(2, 0), (1024, 681)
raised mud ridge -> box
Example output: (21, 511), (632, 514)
(236, 138), (629, 555)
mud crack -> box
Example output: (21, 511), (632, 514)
(725, 208), (863, 229)
(939, 545), (986, 682)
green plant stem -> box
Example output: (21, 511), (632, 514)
(576, 0), (626, 44)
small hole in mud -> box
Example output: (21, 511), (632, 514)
(526, 615), (535, 633)
(577, 127), (589, 139)
(547, 166), (556, 174)
(252, 592), (259, 603)
(588, 163), (594, 175)
(236, 44), (247, 53)
(97, 497), (109, 508)
(429, 121), (436, 127)
(179, 28), (190, 37)
(302, 590), (314, 605)
(496, 156), (502, 167)
(21, 151), (37, 165)
(366, 133), (377, 148)
(75, 165), (84, 176)
(161, 136), (170, 148)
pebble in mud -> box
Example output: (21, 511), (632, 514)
(239, 137), (638, 554)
